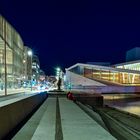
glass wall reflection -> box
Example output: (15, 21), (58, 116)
(0, 15), (24, 91)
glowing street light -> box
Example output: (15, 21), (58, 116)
(56, 67), (61, 72)
(27, 50), (32, 56)
(27, 50), (33, 91)
(56, 67), (62, 78)
(23, 60), (26, 63)
(56, 71), (60, 75)
(55, 67), (62, 90)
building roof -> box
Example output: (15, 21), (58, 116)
(66, 63), (140, 74)
(113, 60), (140, 67)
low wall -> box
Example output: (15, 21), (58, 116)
(67, 85), (140, 94)
(0, 92), (48, 139)
(74, 95), (103, 107)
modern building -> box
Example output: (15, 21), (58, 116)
(32, 55), (40, 81)
(126, 47), (140, 62)
(114, 60), (140, 71)
(0, 15), (37, 95)
(66, 63), (140, 85)
(39, 69), (46, 80)
(23, 46), (33, 82)
(112, 47), (140, 75)
(66, 47), (140, 93)
(114, 47), (140, 72)
(66, 63), (140, 93)
(0, 15), (25, 90)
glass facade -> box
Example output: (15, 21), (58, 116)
(0, 15), (24, 91)
(69, 64), (140, 85)
(116, 62), (140, 71)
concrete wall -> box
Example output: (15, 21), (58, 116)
(68, 86), (140, 94)
(0, 92), (48, 139)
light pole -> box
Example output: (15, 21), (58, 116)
(56, 67), (62, 90)
(56, 67), (61, 78)
(27, 50), (33, 91)
(4, 19), (7, 95)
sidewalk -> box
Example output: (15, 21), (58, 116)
(0, 88), (42, 96)
(59, 98), (116, 140)
(13, 98), (56, 140)
(13, 97), (116, 140)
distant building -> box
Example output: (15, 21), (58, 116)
(114, 60), (140, 71)
(47, 76), (57, 83)
(126, 47), (140, 62)
(114, 47), (140, 72)
(39, 69), (46, 82)
(23, 46), (33, 81)
(39, 69), (45, 76)
(65, 47), (140, 93)
(32, 55), (40, 81)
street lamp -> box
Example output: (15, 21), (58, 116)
(27, 50), (33, 91)
(4, 19), (7, 95)
(27, 50), (32, 56)
(56, 67), (61, 72)
(55, 67), (62, 90)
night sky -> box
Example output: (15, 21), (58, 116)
(1, 1), (140, 75)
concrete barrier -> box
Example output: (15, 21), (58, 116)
(73, 93), (103, 107)
(97, 108), (140, 140)
(67, 85), (140, 94)
(0, 92), (48, 140)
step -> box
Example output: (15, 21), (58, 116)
(13, 98), (56, 140)
(59, 98), (116, 140)
(31, 98), (56, 140)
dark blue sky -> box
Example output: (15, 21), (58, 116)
(1, 0), (140, 74)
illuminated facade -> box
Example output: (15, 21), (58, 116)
(0, 15), (35, 92)
(66, 63), (140, 88)
(0, 15), (25, 90)
(115, 47), (140, 72)
(32, 55), (40, 81)
(114, 60), (140, 71)
(23, 46), (33, 81)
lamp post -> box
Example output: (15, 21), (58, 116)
(27, 50), (33, 91)
(56, 67), (61, 79)
(56, 67), (62, 91)
(4, 19), (7, 95)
